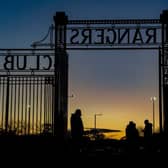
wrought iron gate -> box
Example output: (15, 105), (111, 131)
(0, 50), (55, 135)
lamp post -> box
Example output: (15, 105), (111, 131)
(94, 113), (102, 138)
(150, 96), (157, 133)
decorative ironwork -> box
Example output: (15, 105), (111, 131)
(68, 19), (160, 25)
(0, 76), (54, 135)
(31, 24), (55, 48)
(0, 49), (56, 135)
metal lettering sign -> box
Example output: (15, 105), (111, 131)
(0, 49), (55, 75)
(64, 19), (162, 49)
(67, 26), (161, 48)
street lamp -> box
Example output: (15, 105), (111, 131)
(94, 113), (102, 137)
(150, 96), (157, 133)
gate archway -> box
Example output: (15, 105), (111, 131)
(0, 10), (168, 138)
(53, 10), (168, 137)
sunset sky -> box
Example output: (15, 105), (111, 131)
(0, 0), (168, 138)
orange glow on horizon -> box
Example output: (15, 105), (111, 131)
(68, 50), (159, 140)
(68, 88), (159, 139)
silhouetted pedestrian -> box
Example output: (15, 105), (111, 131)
(143, 119), (153, 139)
(143, 119), (153, 152)
(70, 109), (84, 153)
(125, 121), (139, 153)
(126, 121), (139, 141)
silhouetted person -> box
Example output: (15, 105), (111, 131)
(143, 119), (153, 152)
(143, 119), (153, 138)
(125, 121), (139, 153)
(70, 109), (84, 153)
(126, 121), (139, 141)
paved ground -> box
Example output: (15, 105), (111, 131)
(0, 135), (166, 166)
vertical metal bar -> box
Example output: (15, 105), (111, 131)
(45, 79), (48, 125)
(44, 79), (46, 130)
(43, 77), (46, 133)
(52, 77), (55, 135)
(54, 13), (59, 136)
(14, 77), (17, 130)
(48, 82), (50, 126)
(49, 82), (51, 127)
(47, 81), (50, 125)
(32, 76), (35, 134)
(28, 77), (31, 134)
(28, 105), (31, 135)
(10, 77), (13, 131)
(162, 22), (166, 132)
(39, 77), (42, 134)
(159, 47), (163, 133)
(24, 77), (26, 134)
(17, 77), (20, 133)
(46, 81), (48, 125)
(36, 77), (39, 134)
(21, 77), (24, 134)
(5, 77), (9, 132)
(0, 78), (2, 128)
(25, 77), (28, 134)
(2, 77), (5, 129)
(160, 10), (168, 133)
(65, 51), (68, 135)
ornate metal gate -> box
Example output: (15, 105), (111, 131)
(0, 49), (55, 135)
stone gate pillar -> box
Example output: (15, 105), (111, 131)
(53, 12), (68, 139)
(160, 10), (168, 134)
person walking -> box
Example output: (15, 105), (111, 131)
(70, 109), (84, 153)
